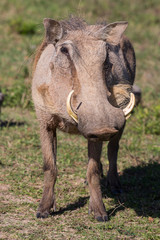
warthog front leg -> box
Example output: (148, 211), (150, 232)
(36, 120), (57, 218)
(87, 140), (108, 222)
(107, 128), (124, 195)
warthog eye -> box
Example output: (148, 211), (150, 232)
(61, 46), (69, 55)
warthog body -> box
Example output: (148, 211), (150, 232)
(32, 17), (136, 221)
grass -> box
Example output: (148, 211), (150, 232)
(0, 0), (160, 239)
(0, 107), (160, 239)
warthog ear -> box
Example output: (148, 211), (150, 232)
(95, 21), (128, 45)
(43, 18), (63, 44)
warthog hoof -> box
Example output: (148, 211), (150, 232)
(106, 172), (122, 195)
(96, 215), (109, 222)
(88, 198), (108, 222)
(36, 194), (56, 219)
(36, 210), (49, 218)
(89, 209), (109, 222)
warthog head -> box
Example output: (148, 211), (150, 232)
(33, 17), (135, 140)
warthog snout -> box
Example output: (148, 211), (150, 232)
(67, 89), (135, 140)
(76, 102), (125, 140)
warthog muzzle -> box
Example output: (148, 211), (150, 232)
(67, 90), (135, 121)
(67, 90), (135, 141)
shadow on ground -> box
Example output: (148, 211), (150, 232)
(51, 196), (89, 216)
(0, 120), (25, 128)
(106, 161), (160, 218)
(51, 162), (160, 219)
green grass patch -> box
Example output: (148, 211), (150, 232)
(9, 17), (37, 35)
(2, 80), (32, 109)
(132, 105), (160, 135)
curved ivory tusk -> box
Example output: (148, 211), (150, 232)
(123, 93), (135, 119)
(66, 90), (78, 123)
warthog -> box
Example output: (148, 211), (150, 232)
(32, 17), (136, 221)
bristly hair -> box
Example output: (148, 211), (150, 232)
(60, 16), (87, 31)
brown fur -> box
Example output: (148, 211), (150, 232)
(37, 83), (52, 106)
(87, 141), (108, 221)
(36, 117), (57, 218)
(32, 40), (47, 74)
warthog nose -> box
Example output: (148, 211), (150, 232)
(86, 127), (118, 141)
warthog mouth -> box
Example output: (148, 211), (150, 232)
(86, 127), (118, 141)
(66, 90), (135, 124)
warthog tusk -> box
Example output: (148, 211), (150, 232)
(123, 93), (135, 119)
(66, 90), (78, 123)
(67, 91), (135, 123)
